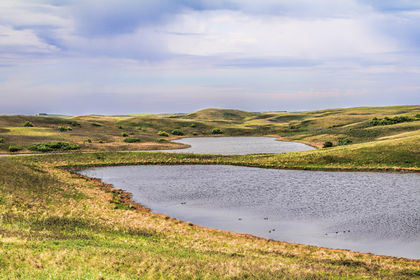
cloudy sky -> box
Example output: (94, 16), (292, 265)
(0, 0), (419, 114)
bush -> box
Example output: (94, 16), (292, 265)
(87, 139), (92, 143)
(190, 123), (196, 128)
(370, 116), (415, 126)
(29, 144), (52, 152)
(156, 138), (167, 143)
(122, 132), (128, 137)
(337, 137), (352, 146)
(0, 138), (4, 143)
(211, 128), (223, 134)
(323, 141), (333, 148)
(158, 131), (169, 137)
(192, 132), (198, 136)
(58, 126), (72, 132)
(124, 137), (141, 143)
(98, 140), (104, 144)
(29, 142), (80, 152)
(171, 129), (184, 136)
(8, 145), (22, 152)
(24, 121), (33, 127)
(66, 121), (80, 127)
(91, 123), (101, 127)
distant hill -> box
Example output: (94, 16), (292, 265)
(185, 108), (257, 121)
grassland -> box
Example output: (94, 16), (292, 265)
(0, 106), (420, 279)
(1, 105), (419, 153)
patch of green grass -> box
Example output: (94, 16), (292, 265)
(3, 126), (58, 137)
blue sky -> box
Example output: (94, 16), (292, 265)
(0, 0), (419, 114)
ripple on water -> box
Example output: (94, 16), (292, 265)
(80, 165), (420, 259)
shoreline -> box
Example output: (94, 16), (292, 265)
(70, 167), (420, 261)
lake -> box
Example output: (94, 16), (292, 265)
(155, 136), (314, 155)
(80, 165), (420, 259)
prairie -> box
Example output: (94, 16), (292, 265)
(1, 105), (419, 153)
(0, 105), (419, 279)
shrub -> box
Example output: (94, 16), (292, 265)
(29, 144), (52, 152)
(157, 138), (167, 143)
(192, 132), (198, 136)
(66, 121), (80, 126)
(58, 126), (72, 132)
(91, 123), (101, 127)
(211, 128), (223, 134)
(98, 140), (104, 143)
(171, 129), (184, 136)
(29, 142), (80, 152)
(323, 141), (333, 148)
(289, 125), (300, 130)
(8, 145), (22, 152)
(48, 142), (80, 150)
(190, 123), (197, 128)
(337, 137), (352, 146)
(118, 125), (123, 129)
(124, 137), (141, 143)
(158, 131), (169, 137)
(24, 121), (33, 127)
(370, 116), (415, 126)
(87, 139), (92, 143)
(0, 138), (4, 143)
(122, 132), (128, 137)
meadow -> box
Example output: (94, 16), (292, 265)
(0, 105), (419, 279)
(1, 105), (419, 153)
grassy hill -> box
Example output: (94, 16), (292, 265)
(0, 105), (419, 279)
(184, 108), (257, 121)
(1, 105), (419, 153)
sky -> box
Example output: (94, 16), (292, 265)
(0, 0), (419, 115)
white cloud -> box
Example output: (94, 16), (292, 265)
(0, 25), (58, 53)
(165, 10), (398, 59)
(0, 1), (69, 28)
(0, 0), (418, 114)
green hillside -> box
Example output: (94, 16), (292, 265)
(1, 105), (419, 153)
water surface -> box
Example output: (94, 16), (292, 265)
(80, 165), (420, 259)
(159, 137), (314, 155)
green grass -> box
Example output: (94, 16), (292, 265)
(1, 105), (419, 153)
(0, 105), (419, 279)
(1, 140), (419, 279)
(3, 127), (59, 137)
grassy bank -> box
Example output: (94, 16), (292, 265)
(26, 133), (418, 173)
(1, 134), (419, 279)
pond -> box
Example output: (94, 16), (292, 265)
(80, 165), (420, 259)
(156, 136), (314, 155)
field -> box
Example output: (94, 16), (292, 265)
(0, 105), (420, 279)
(1, 105), (419, 153)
